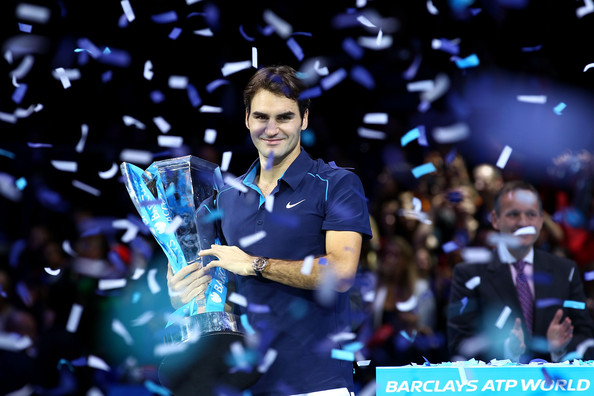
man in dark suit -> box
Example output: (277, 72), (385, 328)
(447, 181), (594, 362)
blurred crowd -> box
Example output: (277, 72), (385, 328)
(1, 145), (593, 395)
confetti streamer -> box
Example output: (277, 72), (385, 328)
(265, 194), (274, 212)
(239, 231), (266, 247)
(75, 124), (88, 153)
(459, 296), (468, 314)
(363, 113), (388, 124)
(583, 63), (594, 72)
(563, 300), (586, 310)
(151, 11), (178, 23)
(131, 311), (154, 326)
(168, 75), (188, 89)
(204, 128), (217, 144)
(10, 55), (35, 81)
(406, 80), (434, 92)
(121, 0), (135, 22)
(147, 268), (161, 294)
(221, 60), (252, 77)
(258, 349), (278, 373)
(51, 160), (77, 172)
(16, 177), (27, 191)
(72, 180), (101, 196)
(517, 95), (547, 104)
(98, 278), (127, 290)
(122, 115), (146, 129)
(465, 276), (481, 290)
(320, 68), (347, 90)
(401, 127), (420, 146)
(432, 122), (470, 143)
(221, 151), (232, 172)
(229, 292), (248, 307)
(535, 298), (562, 309)
(584, 271), (594, 281)
(553, 102), (566, 115)
(87, 355), (110, 371)
(358, 34), (392, 50)
(396, 295), (418, 312)
(357, 127), (386, 140)
(411, 162), (436, 178)
(239, 25), (255, 41)
(154, 341), (189, 357)
(223, 174), (248, 192)
(431, 38), (460, 55)
(98, 163), (118, 179)
(169, 27), (182, 40)
(112, 319), (133, 345)
(514, 226), (536, 236)
(494, 306), (512, 329)
(442, 240), (460, 253)
(0, 333), (32, 351)
(263, 9), (292, 38)
(157, 135), (183, 148)
(426, 0), (439, 14)
(199, 105), (223, 113)
(454, 54), (479, 68)
(66, 303), (83, 333)
(287, 37), (304, 61)
(164, 216), (183, 234)
(44, 267), (60, 276)
(495, 145), (513, 169)
(300, 255), (314, 275)
(16, 3), (51, 23)
(331, 349), (355, 361)
(120, 149), (153, 164)
(577, 0), (594, 18)
(461, 247), (492, 263)
(144, 380), (171, 396)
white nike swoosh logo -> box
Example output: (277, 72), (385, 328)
(286, 199), (306, 209)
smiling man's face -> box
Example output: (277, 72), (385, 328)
(491, 189), (544, 248)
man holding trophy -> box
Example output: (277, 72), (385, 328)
(125, 65), (372, 395)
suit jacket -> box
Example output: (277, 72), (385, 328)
(447, 249), (594, 362)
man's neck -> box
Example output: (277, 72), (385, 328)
(257, 148), (300, 185)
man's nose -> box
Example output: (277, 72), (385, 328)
(265, 121), (279, 134)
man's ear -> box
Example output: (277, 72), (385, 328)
(245, 109), (250, 129)
(490, 210), (500, 230)
(301, 108), (309, 129)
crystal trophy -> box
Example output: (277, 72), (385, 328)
(121, 156), (261, 394)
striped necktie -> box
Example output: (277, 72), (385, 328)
(513, 260), (533, 336)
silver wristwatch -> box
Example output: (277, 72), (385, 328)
(252, 257), (268, 277)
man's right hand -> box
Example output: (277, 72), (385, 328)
(166, 262), (212, 309)
(508, 317), (526, 357)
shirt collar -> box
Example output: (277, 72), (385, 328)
(497, 243), (534, 265)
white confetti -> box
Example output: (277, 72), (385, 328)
(300, 255), (314, 275)
(263, 9), (292, 38)
(62, 240), (78, 256)
(228, 292), (248, 307)
(221, 60), (252, 77)
(120, 0), (135, 22)
(10, 55), (35, 81)
(363, 113), (388, 125)
(157, 135), (183, 148)
(147, 268), (161, 294)
(432, 122), (470, 143)
(223, 174), (248, 193)
(257, 348), (278, 373)
(494, 306), (512, 329)
(75, 124), (88, 153)
(583, 63), (594, 72)
(87, 355), (110, 371)
(265, 194), (274, 213)
(513, 226), (536, 236)
(130, 311), (154, 326)
(427, 0), (439, 14)
(357, 360), (371, 367)
(122, 115), (146, 129)
(153, 116), (171, 133)
(569, 267), (575, 282)
(98, 163), (118, 179)
(465, 276), (481, 290)
(199, 105), (223, 113)
(356, 15), (376, 28)
(252, 47), (258, 68)
(239, 231), (266, 248)
(357, 127), (386, 140)
(204, 128), (217, 144)
(54, 67), (71, 89)
(357, 34), (393, 50)
(221, 151), (232, 172)
(154, 341), (189, 356)
(113, 219), (139, 243)
(120, 149), (152, 164)
(66, 303), (83, 333)
(488, 232), (522, 248)
(330, 331), (357, 343)
(193, 28), (213, 36)
(98, 278), (127, 290)
(517, 95), (547, 104)
(421, 73), (450, 103)
(496, 145), (513, 169)
(407, 80), (434, 92)
(72, 180), (101, 196)
(577, 0), (594, 18)
(165, 216), (183, 234)
(16, 3), (51, 23)
(0, 333), (32, 351)
(112, 319), (133, 345)
(131, 267), (145, 280)
(143, 60), (153, 80)
(168, 75), (189, 89)
(44, 267), (61, 276)
(461, 247), (492, 263)
(396, 295), (418, 312)
(51, 160), (77, 172)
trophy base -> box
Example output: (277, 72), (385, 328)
(158, 312), (262, 396)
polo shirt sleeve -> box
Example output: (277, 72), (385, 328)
(322, 170), (372, 239)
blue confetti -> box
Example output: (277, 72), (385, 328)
(151, 90), (165, 104)
(286, 37), (304, 61)
(299, 86), (322, 100)
(536, 298), (562, 309)
(454, 54), (480, 69)
(401, 127), (420, 147)
(206, 79), (229, 93)
(12, 83), (28, 104)
(102, 70), (113, 83)
(200, 209), (224, 223)
(240, 314), (256, 335)
(247, 303), (270, 313)
(187, 84), (202, 108)
(442, 240), (460, 253)
(151, 11), (178, 23)
(145, 380), (171, 396)
(18, 23), (33, 33)
(459, 296), (468, 314)
(239, 25), (255, 41)
(331, 349), (355, 361)
(350, 65), (375, 90)
(563, 300), (586, 310)
(411, 162), (436, 178)
(0, 148), (15, 159)
(342, 37), (364, 60)
(132, 292), (141, 304)
(417, 125), (428, 146)
(553, 102), (566, 115)
(15, 177), (27, 190)
(319, 257), (328, 265)
(321, 68), (347, 90)
(169, 27), (182, 40)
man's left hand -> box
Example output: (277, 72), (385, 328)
(547, 308), (573, 355)
(199, 244), (254, 276)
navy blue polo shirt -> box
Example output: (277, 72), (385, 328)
(215, 148), (371, 395)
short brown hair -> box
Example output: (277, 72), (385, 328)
(243, 65), (310, 119)
(493, 180), (543, 215)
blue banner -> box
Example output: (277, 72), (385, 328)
(377, 362), (594, 395)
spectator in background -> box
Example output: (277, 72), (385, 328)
(447, 180), (594, 363)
